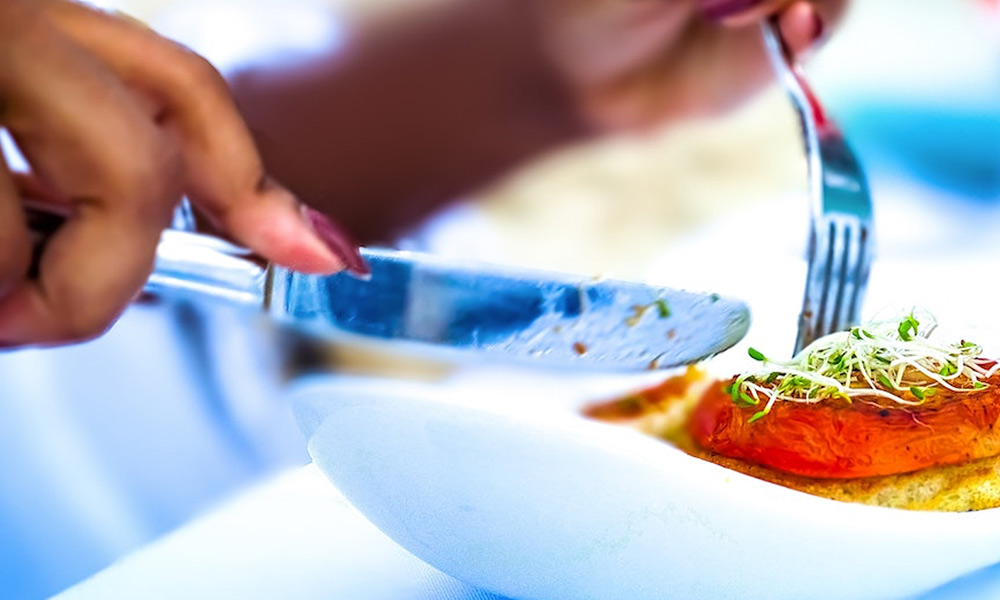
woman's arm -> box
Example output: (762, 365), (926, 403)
(230, 0), (587, 244)
(230, 0), (844, 244)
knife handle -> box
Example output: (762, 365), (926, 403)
(26, 204), (269, 308)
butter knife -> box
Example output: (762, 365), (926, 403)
(30, 209), (750, 370)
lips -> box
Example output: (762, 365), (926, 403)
(697, 0), (764, 21)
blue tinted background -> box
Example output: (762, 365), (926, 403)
(2, 1), (999, 599)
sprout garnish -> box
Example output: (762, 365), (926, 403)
(730, 309), (1000, 421)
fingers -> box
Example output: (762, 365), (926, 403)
(0, 4), (180, 345)
(775, 2), (827, 56)
(699, 0), (848, 57)
(0, 157), (32, 300)
(42, 0), (358, 275)
(699, 0), (790, 26)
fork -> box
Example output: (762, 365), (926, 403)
(760, 21), (874, 356)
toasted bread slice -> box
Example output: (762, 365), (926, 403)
(686, 443), (1000, 512)
(585, 367), (1000, 512)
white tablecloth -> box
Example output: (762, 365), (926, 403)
(53, 465), (500, 600)
(52, 464), (1000, 600)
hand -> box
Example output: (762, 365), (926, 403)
(230, 0), (847, 243)
(0, 0), (361, 347)
(540, 0), (848, 130)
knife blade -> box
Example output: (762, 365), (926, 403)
(143, 229), (749, 371)
(26, 201), (750, 370)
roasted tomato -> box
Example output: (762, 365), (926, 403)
(689, 377), (1000, 479)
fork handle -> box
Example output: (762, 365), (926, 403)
(760, 21), (831, 134)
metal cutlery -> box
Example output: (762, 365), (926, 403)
(28, 207), (751, 371)
(761, 20), (875, 355)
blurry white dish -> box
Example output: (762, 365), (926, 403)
(288, 364), (1000, 600)
(288, 242), (1000, 600)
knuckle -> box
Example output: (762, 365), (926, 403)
(112, 137), (183, 226)
(132, 131), (182, 183)
(138, 138), (183, 198)
(173, 48), (229, 95)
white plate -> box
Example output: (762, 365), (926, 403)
(287, 243), (1000, 600)
(288, 363), (1000, 600)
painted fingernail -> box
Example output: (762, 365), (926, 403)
(811, 11), (826, 42)
(301, 206), (370, 278)
(698, 0), (764, 21)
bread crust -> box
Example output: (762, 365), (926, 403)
(685, 441), (1000, 512)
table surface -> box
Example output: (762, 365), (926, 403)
(53, 465), (500, 600)
(52, 464), (1000, 600)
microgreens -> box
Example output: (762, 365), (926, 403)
(654, 299), (671, 319)
(732, 309), (1000, 420)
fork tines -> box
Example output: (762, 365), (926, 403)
(796, 216), (871, 353)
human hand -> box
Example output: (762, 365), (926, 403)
(230, 0), (846, 242)
(540, 0), (848, 130)
(0, 0), (362, 347)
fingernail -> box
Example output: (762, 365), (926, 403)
(811, 11), (826, 42)
(698, 0), (763, 21)
(301, 206), (370, 278)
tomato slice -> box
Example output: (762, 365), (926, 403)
(689, 378), (1000, 479)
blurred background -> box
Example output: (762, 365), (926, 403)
(2, 1), (999, 598)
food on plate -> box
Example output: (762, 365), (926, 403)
(583, 310), (1000, 511)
